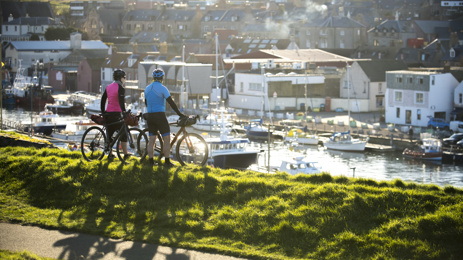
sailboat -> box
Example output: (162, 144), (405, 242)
(323, 65), (367, 152)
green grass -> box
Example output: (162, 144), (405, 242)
(1, 146), (463, 259)
(0, 250), (56, 260)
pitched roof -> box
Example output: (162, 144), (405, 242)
(356, 60), (408, 82)
(228, 38), (291, 55)
(86, 58), (106, 70)
(231, 49), (351, 62)
(123, 9), (162, 21)
(10, 41), (108, 51)
(367, 20), (415, 33)
(130, 31), (168, 43)
(414, 20), (450, 34)
(318, 16), (366, 28)
(5, 17), (61, 26)
(1, 1), (54, 22)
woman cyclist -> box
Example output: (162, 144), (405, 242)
(144, 68), (185, 167)
(100, 69), (130, 160)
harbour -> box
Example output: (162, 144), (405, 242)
(1, 101), (463, 188)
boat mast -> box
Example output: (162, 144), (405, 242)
(347, 64), (351, 134)
(215, 33), (219, 110)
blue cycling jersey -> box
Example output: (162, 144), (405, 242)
(144, 81), (170, 113)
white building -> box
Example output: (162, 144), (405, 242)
(385, 70), (459, 127)
(229, 72), (325, 114)
(1, 14), (63, 42)
(5, 33), (108, 73)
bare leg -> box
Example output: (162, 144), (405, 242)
(121, 141), (128, 154)
(162, 134), (171, 160)
(148, 134), (157, 158)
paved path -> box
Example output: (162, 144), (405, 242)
(0, 222), (246, 260)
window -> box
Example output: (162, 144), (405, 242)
(396, 107), (400, 118)
(374, 39), (379, 46)
(416, 92), (424, 104)
(5, 26), (7, 32)
(394, 91), (403, 102)
(340, 30), (345, 36)
(240, 82), (243, 92)
(320, 29), (327, 35)
(376, 96), (384, 108)
(249, 83), (262, 91)
(459, 93), (462, 104)
(306, 40), (311, 48)
(419, 78), (423, 84)
(431, 76), (435, 85)
(306, 30), (311, 36)
(126, 24), (131, 30)
(378, 83), (382, 93)
(396, 77), (402, 83)
(417, 109), (421, 120)
(408, 77), (413, 84)
(340, 39), (345, 49)
(357, 29), (360, 35)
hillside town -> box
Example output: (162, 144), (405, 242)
(2, 0), (463, 125)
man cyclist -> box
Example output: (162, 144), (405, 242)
(100, 69), (130, 160)
(144, 68), (185, 167)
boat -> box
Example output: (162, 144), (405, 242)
(193, 112), (234, 132)
(244, 119), (272, 141)
(277, 156), (322, 175)
(12, 61), (54, 109)
(323, 66), (367, 152)
(52, 119), (100, 142)
(84, 98), (101, 116)
(323, 131), (368, 152)
(2, 86), (16, 107)
(285, 127), (319, 145)
(23, 110), (67, 136)
(206, 110), (261, 169)
(403, 138), (442, 161)
(45, 98), (84, 115)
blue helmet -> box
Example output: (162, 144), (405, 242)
(152, 68), (164, 79)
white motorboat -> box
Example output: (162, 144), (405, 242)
(277, 156), (322, 175)
(193, 113), (234, 132)
(285, 128), (319, 145)
(23, 110), (67, 136)
(52, 119), (100, 142)
(206, 110), (261, 169)
(85, 98), (101, 116)
(403, 138), (442, 161)
(45, 98), (84, 115)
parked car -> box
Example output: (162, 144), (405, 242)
(427, 117), (450, 130)
(442, 133), (463, 147)
(456, 139), (463, 149)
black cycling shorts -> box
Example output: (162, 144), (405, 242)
(104, 112), (127, 142)
(146, 112), (170, 137)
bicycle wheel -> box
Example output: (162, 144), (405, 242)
(81, 126), (106, 162)
(175, 133), (209, 166)
(142, 129), (163, 162)
(116, 128), (149, 163)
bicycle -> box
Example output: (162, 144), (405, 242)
(81, 110), (149, 164)
(140, 115), (209, 166)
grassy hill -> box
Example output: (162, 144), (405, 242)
(1, 144), (462, 259)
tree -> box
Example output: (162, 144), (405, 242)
(30, 34), (40, 41)
(44, 27), (82, 41)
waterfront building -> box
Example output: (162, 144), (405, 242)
(385, 69), (459, 127)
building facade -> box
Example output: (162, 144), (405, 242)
(385, 70), (459, 127)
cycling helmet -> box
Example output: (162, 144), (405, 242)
(152, 68), (164, 80)
(113, 69), (126, 81)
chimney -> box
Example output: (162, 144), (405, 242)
(8, 14), (13, 22)
(70, 32), (82, 50)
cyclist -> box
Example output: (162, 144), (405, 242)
(100, 69), (130, 160)
(144, 68), (185, 167)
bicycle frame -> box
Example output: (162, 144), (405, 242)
(103, 117), (134, 152)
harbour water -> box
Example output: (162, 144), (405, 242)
(2, 107), (463, 188)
